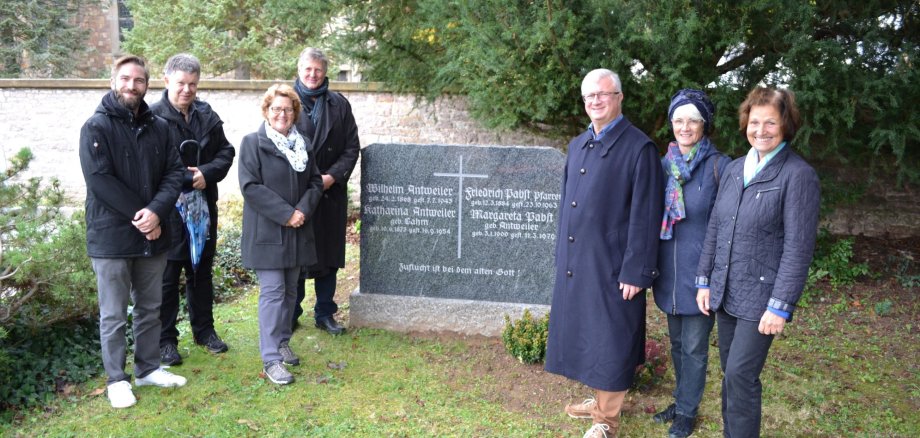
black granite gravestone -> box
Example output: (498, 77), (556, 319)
(359, 143), (564, 306)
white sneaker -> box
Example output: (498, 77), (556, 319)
(107, 381), (137, 409)
(583, 423), (611, 438)
(135, 367), (187, 388)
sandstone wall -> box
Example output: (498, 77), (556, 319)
(3, 80), (914, 238)
(73, 0), (120, 78)
(0, 79), (563, 206)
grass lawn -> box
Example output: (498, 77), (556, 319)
(3, 237), (919, 437)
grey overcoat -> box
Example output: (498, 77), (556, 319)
(238, 123), (323, 270)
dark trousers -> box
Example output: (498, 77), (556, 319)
(293, 268), (339, 324)
(160, 236), (216, 346)
(667, 313), (715, 418)
(717, 310), (775, 438)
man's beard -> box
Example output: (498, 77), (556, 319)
(116, 88), (144, 111)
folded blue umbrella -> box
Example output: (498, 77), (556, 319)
(176, 140), (210, 272)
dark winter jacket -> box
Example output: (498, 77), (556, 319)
(79, 91), (185, 258)
(545, 117), (665, 392)
(653, 146), (730, 316)
(696, 146), (820, 321)
(295, 91), (360, 271)
(150, 90), (236, 261)
(238, 123), (323, 270)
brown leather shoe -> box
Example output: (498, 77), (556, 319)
(565, 397), (597, 419)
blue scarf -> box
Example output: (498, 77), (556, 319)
(660, 137), (713, 239)
(743, 142), (786, 186)
(293, 77), (328, 132)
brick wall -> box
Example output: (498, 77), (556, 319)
(73, 0), (119, 78)
(0, 80), (564, 202)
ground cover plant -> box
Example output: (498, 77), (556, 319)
(1, 217), (917, 436)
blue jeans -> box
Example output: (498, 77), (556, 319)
(667, 313), (715, 418)
(717, 310), (775, 438)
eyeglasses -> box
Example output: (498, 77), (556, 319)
(582, 91), (620, 103)
(671, 118), (703, 128)
(270, 106), (296, 115)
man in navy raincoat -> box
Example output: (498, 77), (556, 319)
(545, 69), (664, 438)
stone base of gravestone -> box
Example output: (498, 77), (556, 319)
(357, 143), (563, 336)
(349, 288), (550, 337)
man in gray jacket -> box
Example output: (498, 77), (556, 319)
(79, 55), (188, 409)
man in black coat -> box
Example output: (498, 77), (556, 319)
(150, 54), (236, 365)
(291, 47), (360, 335)
(79, 55), (188, 409)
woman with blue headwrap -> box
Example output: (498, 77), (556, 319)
(652, 89), (729, 438)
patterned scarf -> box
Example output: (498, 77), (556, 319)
(660, 137), (712, 239)
(264, 122), (309, 172)
(293, 77), (328, 132)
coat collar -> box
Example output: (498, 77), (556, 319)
(256, 122), (282, 156)
(99, 90), (154, 125)
(576, 116), (634, 157)
(313, 92), (340, 149)
(747, 145), (791, 185)
(154, 89), (222, 132)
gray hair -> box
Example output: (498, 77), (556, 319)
(582, 69), (622, 93)
(297, 47), (329, 71)
(164, 53), (201, 76)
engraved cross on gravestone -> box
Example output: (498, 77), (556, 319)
(359, 143), (564, 306)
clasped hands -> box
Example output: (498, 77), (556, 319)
(286, 209), (306, 228)
(132, 208), (160, 240)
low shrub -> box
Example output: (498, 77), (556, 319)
(633, 339), (668, 390)
(891, 255), (920, 289)
(0, 318), (101, 417)
(213, 195), (253, 302)
(501, 309), (549, 364)
(802, 229), (871, 306)
(1, 148), (97, 328)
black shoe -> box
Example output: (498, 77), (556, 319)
(653, 403), (676, 424)
(315, 316), (345, 335)
(668, 414), (695, 438)
(160, 343), (183, 366)
(197, 333), (229, 354)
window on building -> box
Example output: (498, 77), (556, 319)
(117, 0), (133, 42)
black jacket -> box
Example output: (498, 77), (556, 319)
(150, 90), (236, 260)
(696, 146), (820, 321)
(295, 91), (360, 271)
(79, 91), (185, 258)
(238, 123), (323, 270)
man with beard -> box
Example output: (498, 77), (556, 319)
(151, 53), (236, 365)
(79, 55), (188, 409)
